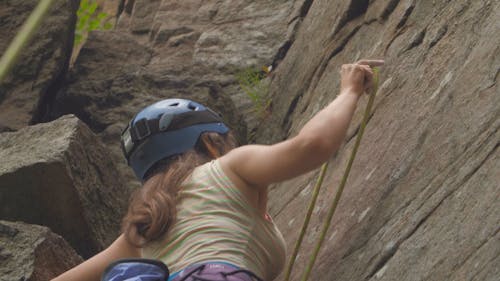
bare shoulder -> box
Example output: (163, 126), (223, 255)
(217, 144), (271, 187)
(218, 153), (263, 209)
(216, 137), (318, 187)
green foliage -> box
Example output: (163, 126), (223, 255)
(236, 67), (271, 117)
(75, 0), (113, 45)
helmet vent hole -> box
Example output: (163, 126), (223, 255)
(187, 104), (197, 110)
(169, 103), (179, 106)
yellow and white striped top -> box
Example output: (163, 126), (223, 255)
(142, 159), (286, 280)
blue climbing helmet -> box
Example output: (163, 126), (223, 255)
(121, 98), (229, 180)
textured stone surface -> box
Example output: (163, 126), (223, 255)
(259, 0), (500, 280)
(0, 115), (129, 258)
(96, 0), (123, 18)
(0, 0), (79, 131)
(0, 220), (83, 281)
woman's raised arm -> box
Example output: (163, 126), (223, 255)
(219, 60), (383, 188)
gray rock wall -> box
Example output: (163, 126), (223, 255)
(260, 0), (499, 280)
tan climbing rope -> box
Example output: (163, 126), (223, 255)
(284, 68), (380, 281)
(283, 162), (329, 281)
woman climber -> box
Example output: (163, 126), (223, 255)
(52, 59), (383, 281)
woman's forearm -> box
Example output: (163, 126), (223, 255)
(298, 90), (361, 160)
(51, 253), (109, 281)
(299, 60), (383, 160)
(51, 234), (141, 281)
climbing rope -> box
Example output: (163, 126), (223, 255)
(283, 162), (329, 281)
(284, 67), (380, 281)
(0, 0), (57, 82)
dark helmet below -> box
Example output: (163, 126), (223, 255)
(121, 98), (229, 180)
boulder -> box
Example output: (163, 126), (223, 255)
(0, 115), (130, 258)
(0, 220), (83, 281)
(0, 0), (79, 131)
(261, 0), (500, 280)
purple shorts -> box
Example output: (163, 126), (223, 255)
(169, 262), (263, 281)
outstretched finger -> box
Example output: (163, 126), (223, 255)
(356, 59), (384, 67)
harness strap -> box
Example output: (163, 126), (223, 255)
(171, 263), (263, 281)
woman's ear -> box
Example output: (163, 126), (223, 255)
(205, 142), (221, 158)
(201, 134), (222, 158)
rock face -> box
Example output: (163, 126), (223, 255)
(259, 0), (500, 280)
(0, 0), (79, 131)
(46, 0), (311, 188)
(0, 115), (129, 258)
(0, 220), (83, 281)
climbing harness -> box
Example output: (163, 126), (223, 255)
(169, 262), (263, 281)
(101, 259), (263, 281)
(101, 258), (170, 281)
(284, 68), (380, 281)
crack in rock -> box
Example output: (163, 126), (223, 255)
(381, 0), (402, 20)
(396, 0), (416, 29)
(333, 0), (370, 36)
(428, 24), (448, 49)
(399, 27), (426, 55)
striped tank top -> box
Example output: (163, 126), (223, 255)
(142, 159), (286, 280)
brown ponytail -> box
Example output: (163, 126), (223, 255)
(121, 132), (238, 246)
